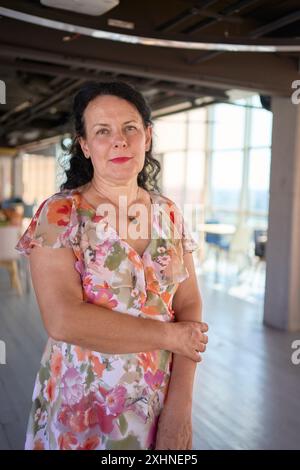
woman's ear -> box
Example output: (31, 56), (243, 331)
(145, 125), (152, 151)
(78, 136), (90, 158)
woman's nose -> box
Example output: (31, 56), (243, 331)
(113, 133), (128, 148)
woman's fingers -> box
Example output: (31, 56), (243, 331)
(200, 322), (209, 333)
(193, 350), (202, 362)
(202, 333), (208, 344)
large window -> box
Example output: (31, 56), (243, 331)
(248, 148), (271, 213)
(211, 150), (243, 211)
(207, 96), (272, 228)
(22, 153), (56, 205)
(154, 109), (207, 208)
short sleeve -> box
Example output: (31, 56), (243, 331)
(181, 212), (199, 254)
(15, 193), (74, 257)
(162, 196), (199, 254)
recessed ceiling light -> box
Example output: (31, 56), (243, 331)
(40, 0), (119, 16)
(108, 18), (135, 30)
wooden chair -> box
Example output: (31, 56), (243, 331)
(0, 226), (23, 295)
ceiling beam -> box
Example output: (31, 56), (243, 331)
(0, 60), (228, 100)
(0, 43), (289, 95)
(0, 79), (84, 135)
(182, 0), (260, 34)
(156, 0), (219, 32)
(191, 8), (300, 64)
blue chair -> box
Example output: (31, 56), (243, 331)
(23, 204), (35, 218)
(205, 219), (230, 251)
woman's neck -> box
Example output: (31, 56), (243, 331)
(89, 178), (140, 207)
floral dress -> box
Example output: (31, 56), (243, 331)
(15, 186), (198, 450)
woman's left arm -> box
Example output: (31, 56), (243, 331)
(155, 252), (208, 450)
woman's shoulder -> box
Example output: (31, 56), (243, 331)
(41, 187), (79, 209)
(32, 189), (77, 228)
(149, 190), (176, 208)
(45, 188), (76, 203)
(15, 189), (78, 256)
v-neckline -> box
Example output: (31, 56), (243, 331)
(72, 187), (158, 261)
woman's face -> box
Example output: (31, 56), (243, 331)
(79, 94), (152, 184)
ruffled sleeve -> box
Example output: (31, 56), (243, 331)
(145, 194), (199, 290)
(15, 192), (75, 257)
(181, 212), (199, 254)
(167, 198), (199, 255)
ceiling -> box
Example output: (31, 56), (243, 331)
(0, 0), (299, 147)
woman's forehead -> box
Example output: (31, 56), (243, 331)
(84, 95), (141, 122)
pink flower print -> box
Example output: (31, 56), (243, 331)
(144, 370), (165, 391)
(61, 368), (84, 405)
(157, 246), (166, 254)
(93, 288), (118, 309)
(58, 432), (78, 450)
(156, 255), (171, 267)
(95, 239), (112, 257)
(75, 258), (84, 276)
(99, 385), (127, 416)
(58, 396), (91, 433)
(77, 435), (100, 450)
(94, 402), (116, 434)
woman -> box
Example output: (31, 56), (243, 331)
(15, 81), (208, 451)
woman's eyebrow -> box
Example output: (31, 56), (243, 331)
(92, 122), (110, 128)
(92, 119), (138, 128)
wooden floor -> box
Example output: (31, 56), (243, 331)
(0, 265), (299, 450)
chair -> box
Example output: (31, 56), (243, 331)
(204, 219), (231, 250)
(254, 229), (267, 259)
(23, 203), (35, 218)
(224, 225), (253, 276)
(251, 229), (267, 282)
(0, 226), (23, 295)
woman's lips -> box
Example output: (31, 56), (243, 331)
(110, 157), (133, 164)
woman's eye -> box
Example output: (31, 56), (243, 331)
(97, 128), (109, 135)
(126, 126), (137, 131)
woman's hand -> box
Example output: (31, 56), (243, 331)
(155, 403), (193, 450)
(167, 321), (208, 362)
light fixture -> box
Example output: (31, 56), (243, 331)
(152, 102), (192, 118)
(108, 18), (134, 30)
(40, 0), (119, 17)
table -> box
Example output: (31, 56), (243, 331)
(197, 223), (236, 235)
(197, 223), (236, 282)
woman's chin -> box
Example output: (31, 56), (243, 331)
(107, 167), (140, 182)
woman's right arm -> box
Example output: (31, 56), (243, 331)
(29, 246), (206, 362)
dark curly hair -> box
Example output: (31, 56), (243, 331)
(59, 81), (161, 192)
